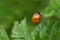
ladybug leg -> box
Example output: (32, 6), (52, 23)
(35, 18), (36, 20)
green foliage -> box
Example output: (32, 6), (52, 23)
(11, 18), (39, 40)
(0, 26), (9, 40)
(0, 0), (60, 40)
(0, 0), (49, 31)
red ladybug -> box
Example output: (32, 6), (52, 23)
(32, 12), (42, 24)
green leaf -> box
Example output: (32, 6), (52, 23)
(11, 18), (27, 40)
(54, 7), (60, 19)
(11, 17), (36, 40)
(42, 0), (60, 18)
(11, 17), (45, 40)
(0, 25), (9, 40)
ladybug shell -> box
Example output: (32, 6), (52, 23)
(32, 13), (42, 24)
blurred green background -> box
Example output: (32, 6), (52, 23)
(0, 0), (60, 40)
(0, 0), (49, 34)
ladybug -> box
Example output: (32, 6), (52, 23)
(32, 12), (42, 24)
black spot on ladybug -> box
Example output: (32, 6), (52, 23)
(38, 18), (40, 20)
(35, 18), (36, 20)
(36, 23), (38, 24)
